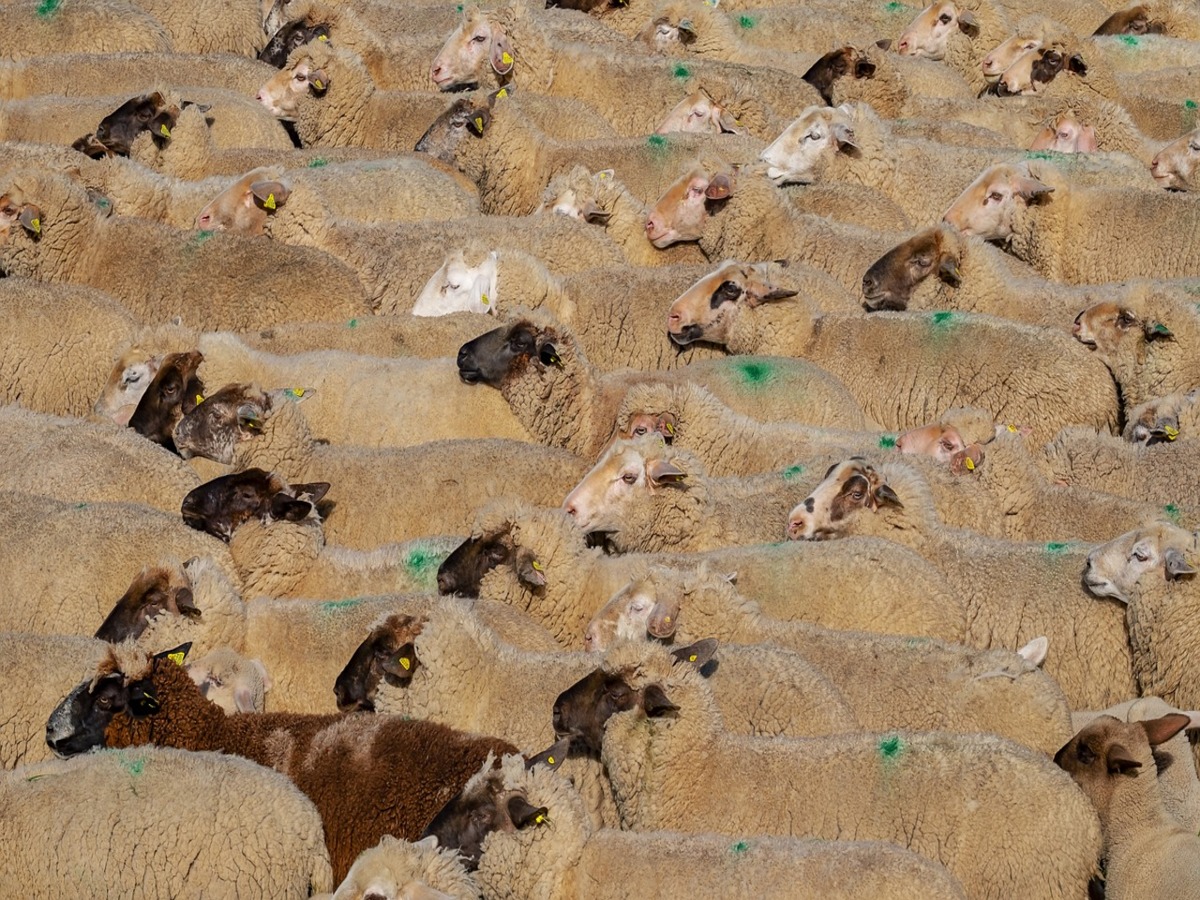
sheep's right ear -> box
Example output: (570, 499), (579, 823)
(938, 252), (962, 287)
(1144, 321), (1173, 341)
(525, 736), (570, 770)
(642, 683), (679, 717)
(1017, 636), (1049, 667)
(831, 122), (859, 155)
(704, 172), (734, 200)
(1164, 548), (1196, 579)
(250, 181), (290, 211)
(308, 68), (330, 94)
(381, 642), (418, 682)
(1105, 742), (1141, 775)
(646, 459), (687, 487)
(154, 642), (193, 665)
(873, 482), (903, 509)
(237, 403), (263, 432)
(671, 637), (717, 669)
(1141, 713), (1192, 747)
(1013, 175), (1053, 202)
(875, 38), (892, 50)
(507, 795), (550, 829)
(270, 493), (315, 523)
(956, 9), (980, 36)
(18, 204), (42, 236)
(516, 552), (547, 588)
(290, 482), (331, 504)
(490, 28), (515, 75)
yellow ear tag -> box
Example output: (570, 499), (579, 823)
(30, 218), (40, 234)
(398, 656), (411, 670)
(598, 172), (609, 179)
(688, 653), (697, 662)
(195, 394), (204, 405)
(496, 88), (508, 98)
(549, 355), (560, 365)
(159, 124), (171, 137)
(312, 79), (325, 90)
(501, 51), (514, 65)
(318, 33), (328, 40)
(532, 560), (544, 571)
(964, 457), (975, 471)
(1006, 424), (1017, 433)
(264, 193), (276, 210)
(1165, 426), (1179, 441)
(167, 651), (186, 666)
(547, 755), (555, 765)
(663, 615), (671, 623)
(481, 293), (489, 306)
(534, 814), (546, 824)
(290, 387), (305, 397)
(665, 422), (675, 435)
(474, 116), (484, 131)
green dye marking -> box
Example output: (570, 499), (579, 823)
(320, 598), (363, 613)
(405, 547), (440, 573)
(781, 464), (805, 481)
(878, 435), (896, 449)
(1186, 100), (1198, 110)
(94, 197), (111, 210)
(904, 637), (927, 649)
(307, 157), (329, 168)
(735, 359), (772, 385)
(74, 502), (88, 509)
(36, 0), (61, 16)
(1119, 35), (1139, 46)
(646, 134), (668, 149)
(347, 318), (359, 328)
(120, 757), (145, 777)
(929, 311), (957, 332)
(731, 840), (750, 855)
(737, 14), (756, 28)
(1045, 541), (1070, 554)
(190, 230), (214, 248)
(1024, 150), (1056, 161)
(673, 64), (691, 79)
(1184, 284), (1200, 296)
(878, 734), (903, 760)
(1164, 503), (1181, 522)
(884, 1), (907, 11)
(456, 3), (463, 10)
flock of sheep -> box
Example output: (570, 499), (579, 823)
(1, 0), (1199, 896)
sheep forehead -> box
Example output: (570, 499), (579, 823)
(93, 641), (153, 688)
(601, 640), (677, 681)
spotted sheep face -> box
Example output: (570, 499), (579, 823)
(759, 105), (858, 186)
(665, 261), (797, 345)
(981, 32), (1042, 81)
(996, 46), (1088, 96)
(787, 458), (903, 541)
(256, 56), (329, 120)
(896, 1), (980, 60)
(862, 225), (962, 311)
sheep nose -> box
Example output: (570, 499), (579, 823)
(862, 272), (878, 294)
(564, 501), (578, 517)
(436, 570), (454, 594)
(896, 37), (909, 53)
(1071, 313), (1083, 334)
(645, 215), (660, 234)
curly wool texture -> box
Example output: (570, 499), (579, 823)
(95, 650), (519, 883)
(470, 500), (967, 646)
(0, 51), (275, 99)
(2, 0), (172, 60)
(331, 836), (479, 900)
(2, 747), (333, 896)
(0, 166), (368, 331)
(613, 565), (1071, 754)
(594, 656), (1100, 900)
(237, 311), (495, 357)
(822, 459), (1138, 709)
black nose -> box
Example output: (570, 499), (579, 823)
(551, 704), (564, 737)
(862, 272), (878, 294)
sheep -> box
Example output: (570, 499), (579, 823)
(0, 51), (276, 99)
(1124, 389), (1200, 445)
(186, 646), (272, 714)
(0, 277), (141, 419)
(0, 166), (372, 332)
(104, 329), (533, 448)
(46, 641), (527, 882)
(172, 381), (588, 549)
(237, 311), (497, 357)
(550, 643), (1103, 900)
(943, 160), (1200, 282)
(1093, 1), (1200, 40)
(1151, 126), (1200, 189)
(1070, 293), (1200, 417)
(329, 835), (479, 900)
(583, 563), (1071, 754)
(660, 243), (1120, 442)
(433, 750), (972, 900)
(438, 500), (968, 647)
(655, 84), (779, 142)
(895, 0), (1014, 95)
(119, 0), (263, 54)
(1, 747), (334, 896)
(786, 457), (1143, 709)
(1055, 713), (1200, 900)
(1, 0), (173, 60)
(414, 87), (766, 216)
(1042, 427), (1200, 508)
(1071, 696), (1200, 833)
(128, 350), (204, 452)
(0, 405), (200, 513)
(454, 309), (875, 461)
(561, 435), (814, 553)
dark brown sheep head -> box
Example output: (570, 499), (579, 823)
(802, 46), (878, 106)
(94, 565), (199, 643)
(173, 382), (280, 464)
(333, 614), (426, 712)
(455, 318), (561, 387)
(861, 225), (963, 311)
(127, 350), (205, 452)
(414, 87), (508, 165)
(259, 19), (331, 68)
(72, 92), (181, 158)
(1093, 6), (1165, 36)
(180, 468), (329, 542)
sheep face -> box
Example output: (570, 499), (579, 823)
(194, 169), (290, 234)
(981, 33), (1043, 82)
(801, 47), (878, 107)
(256, 56), (330, 120)
(759, 105), (858, 186)
(174, 382), (271, 463)
(95, 352), (162, 426)
(180, 468), (328, 542)
(997, 46), (1088, 96)
(94, 565), (199, 643)
(666, 261), (796, 345)
(0, 194), (44, 246)
(645, 164), (734, 248)
(942, 163), (1053, 240)
(258, 20), (331, 69)
(861, 226), (962, 311)
(1071, 300), (1174, 355)
(430, 9), (513, 91)
(896, 1), (980, 60)
(414, 95), (495, 165)
(1054, 714), (1189, 821)
(584, 572), (681, 652)
(896, 423), (968, 463)
(1028, 113), (1097, 154)
(1093, 5), (1165, 36)
(187, 648), (272, 714)
(127, 351), (205, 452)
(787, 458), (903, 541)
(562, 438), (687, 534)
(333, 614), (424, 712)
(72, 91), (180, 158)
(1150, 128), (1200, 191)
(1124, 391), (1197, 445)
(1082, 524), (1198, 604)
(412, 249), (499, 317)
(437, 528), (516, 597)
(456, 320), (558, 386)
(657, 89), (743, 135)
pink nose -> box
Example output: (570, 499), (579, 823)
(255, 91), (265, 102)
(896, 38), (909, 53)
(431, 65), (444, 80)
(564, 501), (578, 517)
(645, 217), (659, 234)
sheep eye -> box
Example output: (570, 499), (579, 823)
(938, 13), (952, 23)
(1133, 549), (1150, 562)
(804, 131), (819, 142)
(1024, 42), (1037, 50)
(471, 33), (487, 43)
(122, 372), (143, 387)
(851, 489), (864, 500)
(633, 426), (648, 436)
(913, 255), (932, 269)
(1189, 142), (1200, 153)
(96, 695), (112, 710)
(294, 72), (307, 83)
(986, 191), (1004, 203)
(622, 473), (638, 485)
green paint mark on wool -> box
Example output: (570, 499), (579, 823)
(94, 196), (111, 211)
(120, 756), (146, 777)
(1119, 35), (1139, 46)
(734, 359), (773, 386)
(347, 318), (359, 328)
(191, 230), (215, 248)
(1164, 503), (1181, 522)
(878, 734), (904, 762)
(929, 311), (956, 332)
(1187, 100), (1199, 110)
(647, 134), (668, 150)
(36, 0), (61, 16)
(1045, 541), (1070, 555)
(320, 598), (363, 614)
(730, 840), (750, 855)
(673, 64), (691, 79)
(307, 157), (329, 168)
(781, 465), (805, 481)
(405, 546), (442, 574)
(879, 435), (897, 449)
(74, 502), (88, 509)
(884, 1), (908, 11)
(737, 14), (756, 28)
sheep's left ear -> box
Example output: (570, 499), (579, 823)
(678, 19), (697, 43)
(647, 459), (687, 486)
(18, 204), (42, 236)
(291, 482), (331, 504)
(704, 171), (735, 200)
(1105, 742), (1141, 775)
(1067, 54), (1087, 76)
(874, 483), (904, 508)
(1013, 175), (1053, 202)
(717, 109), (744, 134)
(308, 68), (330, 94)
(270, 493), (315, 523)
(154, 642), (193, 666)
(381, 642), (418, 682)
(642, 683), (679, 717)
(938, 252), (962, 287)
(516, 552), (547, 588)
(1164, 548), (1196, 579)
(956, 9), (979, 36)
(250, 180), (290, 211)
(1142, 713), (1192, 746)
(525, 736), (570, 770)
(671, 637), (717, 669)
(237, 403), (263, 432)
(832, 122), (859, 155)
(1144, 321), (1173, 341)
(507, 795), (550, 829)
(538, 341), (561, 367)
(490, 27), (515, 75)
(468, 108), (490, 136)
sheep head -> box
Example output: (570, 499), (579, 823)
(645, 159), (736, 248)
(666, 259), (796, 346)
(1083, 523), (1198, 604)
(1150, 128), (1200, 191)
(127, 350), (205, 451)
(862, 225), (963, 311)
(759, 104), (860, 186)
(562, 435), (689, 535)
(94, 564), (200, 643)
(896, 1), (981, 60)
(180, 468), (328, 542)
(787, 458), (904, 541)
(194, 167), (290, 234)
(333, 613), (426, 712)
(941, 162), (1053, 240)
(657, 88), (744, 135)
(430, 6), (514, 91)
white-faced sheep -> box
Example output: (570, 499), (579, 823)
(1124, 389), (1200, 445)
(328, 835), (480, 900)
(2, 747), (335, 895)
(1151, 126), (1200, 189)
(550, 642), (1102, 900)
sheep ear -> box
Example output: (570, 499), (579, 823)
(232, 686), (258, 713)
(538, 342), (561, 367)
(250, 181), (290, 211)
(308, 68), (329, 93)
(1067, 54), (1087, 76)
(874, 483), (903, 509)
(875, 38), (892, 50)
(174, 586), (200, 618)
(937, 254), (962, 287)
(154, 642), (193, 666)
(647, 599), (681, 638)
(1105, 742), (1142, 775)
(671, 637), (717, 669)
(468, 109), (490, 136)
(642, 683), (679, 717)
(251, 658), (273, 693)
(1144, 321), (1173, 341)
(517, 553), (547, 588)
(507, 795), (549, 829)
(18, 204), (42, 236)
(678, 19), (697, 43)
(580, 200), (611, 224)
(831, 122), (859, 155)
(270, 493), (315, 523)
(1078, 125), (1097, 152)
(380, 642), (418, 682)
(525, 736), (570, 770)
(237, 403), (263, 432)
(128, 681), (161, 716)
(646, 459), (687, 486)
(1164, 548), (1196, 579)
(853, 57), (876, 79)
(490, 28), (515, 75)
(956, 9), (979, 35)
(704, 172), (734, 200)
(1013, 176), (1053, 201)
(717, 109), (744, 134)
(290, 482), (331, 504)
(1142, 713), (1192, 747)
(1017, 636), (1049, 667)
